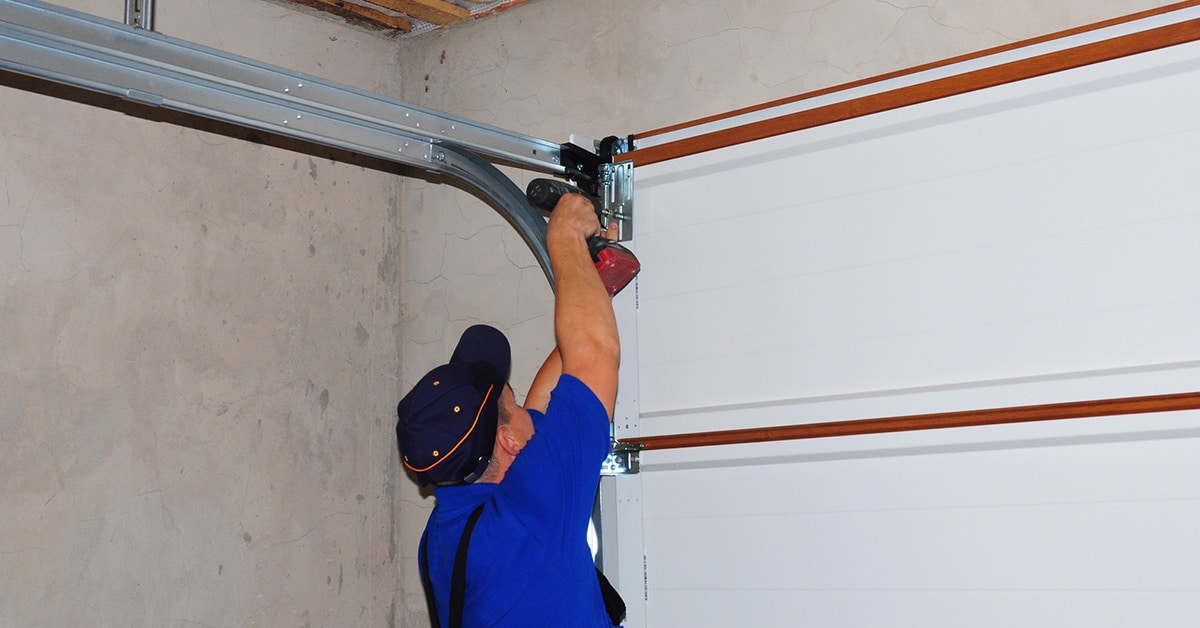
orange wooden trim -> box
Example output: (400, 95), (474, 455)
(622, 392), (1200, 451)
(626, 11), (1200, 167)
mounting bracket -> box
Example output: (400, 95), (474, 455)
(600, 159), (634, 242)
(559, 135), (636, 242)
(124, 0), (153, 30)
(600, 441), (641, 476)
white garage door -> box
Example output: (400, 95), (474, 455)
(603, 6), (1200, 627)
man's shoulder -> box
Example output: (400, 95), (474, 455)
(544, 374), (607, 419)
(427, 485), (494, 538)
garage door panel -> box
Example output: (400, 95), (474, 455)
(641, 425), (1200, 623)
(616, 20), (1200, 627)
(649, 589), (1200, 628)
(636, 52), (1200, 416)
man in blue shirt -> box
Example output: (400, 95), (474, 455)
(397, 192), (623, 626)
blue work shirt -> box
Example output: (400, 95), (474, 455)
(421, 375), (614, 626)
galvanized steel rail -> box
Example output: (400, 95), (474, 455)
(0, 0), (563, 284)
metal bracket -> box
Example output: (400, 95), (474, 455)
(124, 0), (153, 30)
(559, 141), (603, 191)
(597, 136), (634, 242)
(600, 441), (641, 476)
(600, 160), (634, 242)
(560, 135), (635, 242)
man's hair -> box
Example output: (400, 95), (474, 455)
(497, 384), (514, 427)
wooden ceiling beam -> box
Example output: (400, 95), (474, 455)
(364, 0), (470, 25)
(294, 0), (414, 31)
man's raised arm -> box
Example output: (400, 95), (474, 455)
(541, 193), (620, 419)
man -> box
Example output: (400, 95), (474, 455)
(396, 192), (623, 627)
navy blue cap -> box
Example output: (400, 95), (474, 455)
(396, 325), (511, 486)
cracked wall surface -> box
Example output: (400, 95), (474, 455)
(1, 0), (404, 626)
(390, 0), (1179, 625)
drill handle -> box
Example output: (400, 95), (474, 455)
(526, 178), (640, 295)
(526, 178), (604, 220)
(527, 177), (610, 258)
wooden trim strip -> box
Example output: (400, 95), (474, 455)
(625, 12), (1200, 168)
(621, 392), (1200, 451)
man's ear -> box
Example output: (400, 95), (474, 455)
(496, 425), (521, 455)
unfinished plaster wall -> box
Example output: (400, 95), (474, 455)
(391, 0), (1180, 625)
(1, 1), (404, 625)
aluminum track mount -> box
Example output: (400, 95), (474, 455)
(0, 0), (629, 287)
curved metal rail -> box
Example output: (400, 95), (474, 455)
(0, 0), (557, 284)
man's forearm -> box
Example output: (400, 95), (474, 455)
(547, 219), (620, 418)
(550, 231), (617, 348)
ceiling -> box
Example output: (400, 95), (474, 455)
(279, 0), (533, 36)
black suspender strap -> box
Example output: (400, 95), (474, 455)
(419, 532), (441, 628)
(421, 503), (625, 626)
(596, 566), (627, 626)
(419, 504), (486, 628)
(450, 505), (486, 628)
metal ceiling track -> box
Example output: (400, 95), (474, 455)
(0, 0), (565, 284)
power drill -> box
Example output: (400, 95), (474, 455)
(526, 178), (641, 296)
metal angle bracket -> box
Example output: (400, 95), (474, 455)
(124, 0), (153, 30)
(600, 441), (641, 476)
(561, 135), (636, 242)
(600, 159), (634, 242)
(597, 134), (635, 242)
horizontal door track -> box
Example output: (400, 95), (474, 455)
(0, 0), (562, 284)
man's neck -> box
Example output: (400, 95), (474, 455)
(477, 453), (511, 484)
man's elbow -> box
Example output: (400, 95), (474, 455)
(564, 332), (620, 375)
(594, 333), (621, 371)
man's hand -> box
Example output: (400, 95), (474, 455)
(546, 193), (603, 243)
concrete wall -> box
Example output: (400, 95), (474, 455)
(1, 1), (403, 625)
(390, 0), (1178, 625)
(1, 0), (1180, 627)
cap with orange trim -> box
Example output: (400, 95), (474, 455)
(396, 325), (511, 487)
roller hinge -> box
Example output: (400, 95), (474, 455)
(600, 442), (641, 476)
